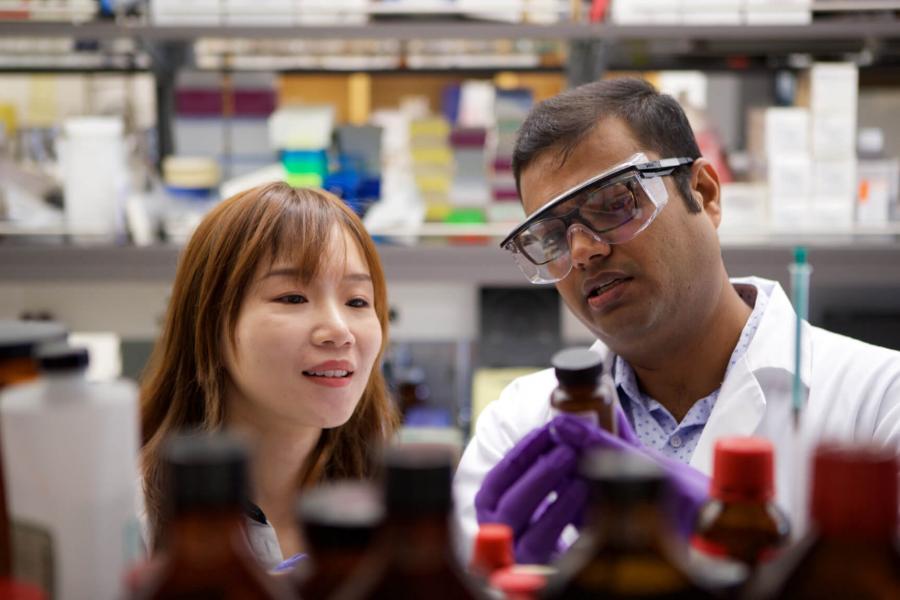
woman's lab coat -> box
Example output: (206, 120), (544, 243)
(453, 277), (900, 558)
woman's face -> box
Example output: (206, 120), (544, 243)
(224, 227), (383, 432)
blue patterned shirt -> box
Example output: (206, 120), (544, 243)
(615, 283), (768, 463)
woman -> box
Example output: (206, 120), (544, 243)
(139, 182), (399, 567)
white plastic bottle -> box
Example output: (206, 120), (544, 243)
(0, 344), (141, 600)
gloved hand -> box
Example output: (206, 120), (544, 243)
(474, 409), (636, 564)
(474, 409), (709, 564)
(550, 413), (709, 538)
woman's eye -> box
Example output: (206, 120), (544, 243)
(347, 297), (370, 308)
(276, 294), (307, 305)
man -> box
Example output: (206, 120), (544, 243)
(453, 78), (900, 564)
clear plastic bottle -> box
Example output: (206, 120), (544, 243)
(1, 343), (139, 600)
(131, 432), (293, 600)
(550, 347), (617, 435)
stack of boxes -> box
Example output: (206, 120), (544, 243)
(488, 88), (532, 225)
(269, 105), (335, 188)
(410, 117), (454, 222)
(765, 62), (859, 231)
(609, 0), (811, 24)
(151, 0), (366, 24)
(809, 63), (858, 229)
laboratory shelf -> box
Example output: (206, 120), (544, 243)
(1, 19), (900, 43)
(1, 235), (899, 288)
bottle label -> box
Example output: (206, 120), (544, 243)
(11, 519), (54, 597)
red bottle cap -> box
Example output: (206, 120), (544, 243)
(0, 579), (47, 600)
(470, 523), (514, 577)
(811, 444), (898, 540)
(710, 437), (775, 503)
(490, 566), (548, 600)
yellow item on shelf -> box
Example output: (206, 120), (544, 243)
(411, 146), (454, 165)
(286, 172), (324, 188)
(0, 103), (17, 138)
(424, 200), (454, 222)
(162, 156), (221, 189)
(471, 367), (540, 426)
(410, 117), (451, 137)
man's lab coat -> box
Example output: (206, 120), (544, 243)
(453, 277), (900, 559)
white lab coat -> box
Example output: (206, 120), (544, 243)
(453, 277), (900, 560)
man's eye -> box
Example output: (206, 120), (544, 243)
(276, 294), (307, 304)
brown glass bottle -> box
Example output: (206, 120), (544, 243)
(130, 432), (294, 600)
(550, 348), (617, 435)
(0, 320), (65, 598)
(692, 437), (789, 568)
(293, 480), (382, 598)
(755, 444), (900, 600)
(545, 450), (714, 600)
(332, 444), (486, 600)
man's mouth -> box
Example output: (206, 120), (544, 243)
(587, 278), (629, 299)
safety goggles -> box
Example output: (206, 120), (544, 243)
(500, 153), (694, 284)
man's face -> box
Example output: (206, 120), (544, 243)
(518, 117), (722, 357)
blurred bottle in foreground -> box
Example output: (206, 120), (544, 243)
(545, 450), (714, 599)
(130, 432), (293, 599)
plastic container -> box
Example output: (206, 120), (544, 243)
(0, 344), (141, 600)
(469, 523), (514, 580)
(57, 117), (127, 239)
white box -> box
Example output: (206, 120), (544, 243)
(813, 160), (856, 204)
(682, 0), (741, 24)
(765, 108), (809, 157)
(767, 155), (811, 200)
(225, 0), (294, 25)
(769, 196), (812, 232)
(612, 0), (681, 24)
(810, 199), (854, 230)
(811, 62), (858, 115)
(744, 0), (811, 25)
(856, 159), (898, 226)
(151, 0), (221, 24)
(718, 182), (768, 233)
(812, 114), (856, 160)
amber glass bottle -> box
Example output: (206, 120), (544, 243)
(131, 433), (293, 600)
(762, 444), (900, 599)
(0, 320), (64, 599)
(333, 444), (485, 599)
(545, 450), (713, 600)
(692, 437), (789, 568)
(293, 480), (382, 598)
(550, 348), (617, 434)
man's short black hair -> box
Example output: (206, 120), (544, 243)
(512, 77), (702, 213)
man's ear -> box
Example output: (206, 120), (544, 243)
(691, 158), (721, 228)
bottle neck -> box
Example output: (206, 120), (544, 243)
(166, 507), (247, 566)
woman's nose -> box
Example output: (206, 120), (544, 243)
(311, 305), (354, 347)
(568, 224), (612, 270)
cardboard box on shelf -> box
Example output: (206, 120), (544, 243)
(611, 0), (681, 24)
(744, 0), (811, 25)
(767, 155), (811, 201)
(813, 159), (856, 207)
(764, 107), (809, 158)
(812, 114), (856, 160)
(810, 62), (858, 116)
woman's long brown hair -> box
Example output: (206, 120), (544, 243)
(139, 182), (399, 548)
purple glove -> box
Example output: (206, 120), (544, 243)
(474, 409), (637, 564)
(551, 412), (709, 538)
(475, 409), (709, 564)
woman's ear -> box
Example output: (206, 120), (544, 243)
(691, 158), (722, 228)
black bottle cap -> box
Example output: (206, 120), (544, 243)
(383, 444), (454, 514)
(299, 481), (383, 550)
(580, 449), (665, 503)
(552, 347), (604, 387)
(164, 432), (249, 515)
(0, 320), (67, 359)
(37, 342), (89, 371)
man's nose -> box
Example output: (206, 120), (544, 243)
(568, 225), (612, 269)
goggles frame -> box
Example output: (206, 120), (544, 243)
(500, 154), (695, 284)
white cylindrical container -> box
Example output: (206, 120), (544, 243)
(58, 117), (127, 239)
(0, 344), (141, 600)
